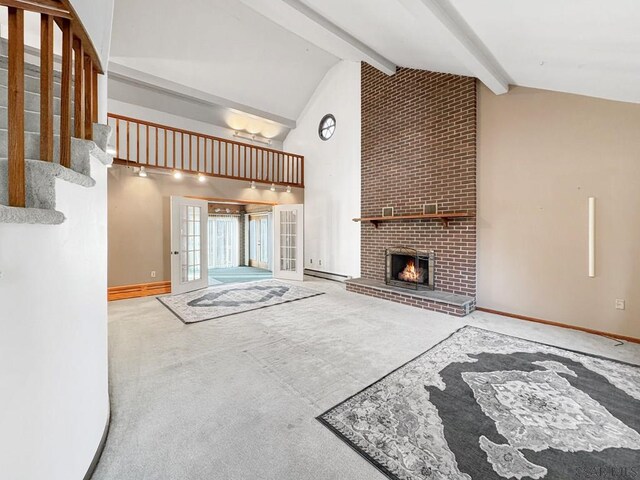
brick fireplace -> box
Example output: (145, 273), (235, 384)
(346, 64), (477, 316)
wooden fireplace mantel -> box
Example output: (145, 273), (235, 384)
(352, 212), (475, 229)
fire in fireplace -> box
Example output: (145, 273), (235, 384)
(385, 247), (435, 290)
(399, 259), (425, 283)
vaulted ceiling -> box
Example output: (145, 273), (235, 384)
(109, 0), (339, 129)
(110, 0), (640, 134)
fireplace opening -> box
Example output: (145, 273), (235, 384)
(385, 247), (434, 290)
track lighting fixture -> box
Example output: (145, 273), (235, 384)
(233, 131), (272, 146)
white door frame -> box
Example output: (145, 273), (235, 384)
(170, 196), (209, 294)
(248, 213), (270, 269)
(273, 204), (304, 281)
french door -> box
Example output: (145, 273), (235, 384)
(208, 216), (239, 269)
(273, 204), (304, 281)
(249, 215), (269, 269)
(170, 197), (208, 294)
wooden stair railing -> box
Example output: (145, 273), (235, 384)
(1, 0), (103, 207)
(107, 113), (306, 188)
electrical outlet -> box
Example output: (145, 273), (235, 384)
(310, 259), (313, 264)
(615, 299), (625, 310)
(319, 260), (322, 266)
(151, 271), (156, 278)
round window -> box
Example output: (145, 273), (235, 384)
(318, 114), (336, 141)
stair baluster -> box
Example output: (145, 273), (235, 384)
(8, 6), (25, 207)
(40, 13), (54, 162)
(72, 36), (84, 139)
(59, 17), (73, 169)
(84, 54), (92, 140)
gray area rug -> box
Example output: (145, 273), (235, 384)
(318, 326), (640, 480)
(158, 279), (323, 323)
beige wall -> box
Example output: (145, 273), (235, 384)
(478, 84), (640, 338)
(108, 165), (303, 286)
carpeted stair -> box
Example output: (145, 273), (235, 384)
(0, 54), (113, 224)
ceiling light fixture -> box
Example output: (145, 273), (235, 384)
(250, 181), (256, 189)
(198, 173), (206, 183)
(270, 183), (276, 192)
(234, 130), (272, 146)
(173, 170), (183, 179)
(286, 185), (291, 193)
(138, 166), (147, 178)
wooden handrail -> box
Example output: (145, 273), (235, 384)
(0, 0), (71, 18)
(1, 1), (105, 72)
(0, 0), (100, 72)
(107, 113), (303, 159)
(107, 113), (305, 188)
(2, 0), (104, 206)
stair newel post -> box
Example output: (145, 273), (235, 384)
(59, 18), (72, 169)
(72, 36), (84, 139)
(7, 7), (25, 207)
(40, 13), (54, 162)
(84, 54), (93, 140)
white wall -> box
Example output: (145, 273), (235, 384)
(0, 156), (109, 479)
(108, 0), (337, 123)
(69, 0), (115, 68)
(284, 61), (361, 278)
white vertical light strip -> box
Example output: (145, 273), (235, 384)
(588, 197), (596, 278)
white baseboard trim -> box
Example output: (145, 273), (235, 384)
(304, 269), (351, 283)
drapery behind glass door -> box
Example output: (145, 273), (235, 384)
(208, 216), (240, 269)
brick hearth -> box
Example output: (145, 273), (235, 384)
(349, 63), (477, 316)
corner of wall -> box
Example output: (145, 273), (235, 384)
(284, 60), (362, 278)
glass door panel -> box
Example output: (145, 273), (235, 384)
(273, 204), (303, 281)
(249, 215), (269, 269)
(171, 197), (208, 294)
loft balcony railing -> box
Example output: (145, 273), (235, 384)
(2, 0), (102, 207)
(107, 113), (305, 188)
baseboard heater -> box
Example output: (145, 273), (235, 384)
(304, 269), (351, 283)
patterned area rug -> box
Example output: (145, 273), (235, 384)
(318, 326), (640, 480)
(158, 280), (323, 323)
